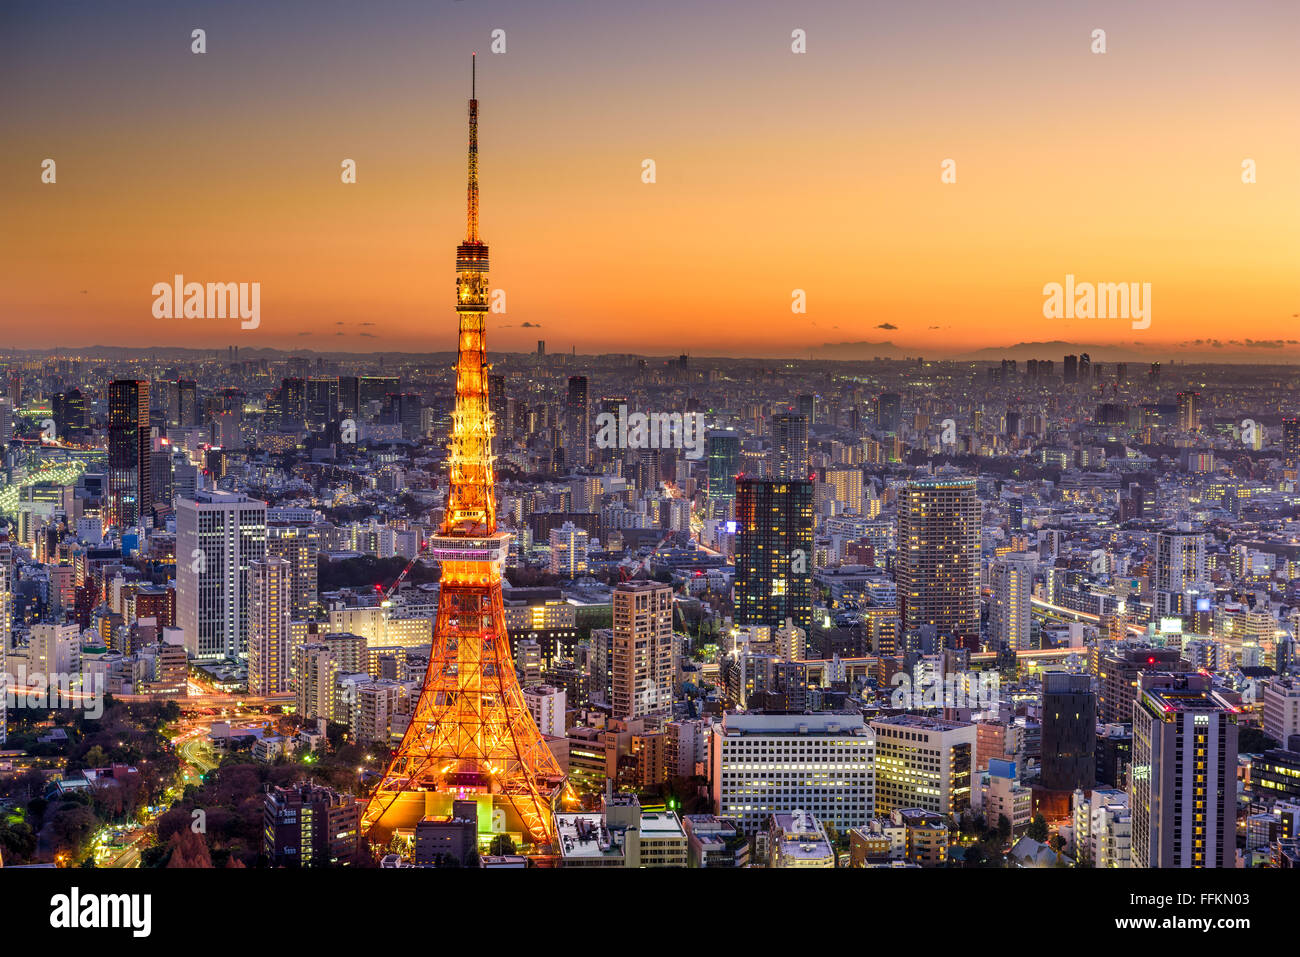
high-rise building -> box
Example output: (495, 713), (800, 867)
(705, 429), (740, 521)
(897, 477), (981, 652)
(1176, 391), (1202, 432)
(611, 581), (674, 720)
(1131, 673), (1238, 868)
(711, 712), (875, 835)
(1096, 646), (1190, 725)
(248, 557), (292, 696)
(875, 393), (902, 432)
(266, 524), (320, 618)
(990, 554), (1035, 652)
(734, 478), (813, 633)
(1155, 526), (1206, 617)
(294, 643), (338, 722)
(1041, 672), (1096, 792)
(176, 490), (268, 660)
(565, 375), (589, 469)
(548, 521), (589, 578)
(870, 714), (976, 816)
(305, 376), (341, 431)
(107, 379), (151, 528)
(770, 412), (809, 480)
(1284, 417), (1300, 469)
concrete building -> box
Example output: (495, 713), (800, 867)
(611, 581), (674, 720)
(1262, 676), (1300, 745)
(522, 683), (566, 738)
(975, 759), (1032, 833)
(263, 782), (360, 867)
(554, 793), (687, 868)
(1131, 673), (1238, 868)
(176, 490), (267, 660)
(711, 712), (875, 834)
(1073, 787), (1131, 868)
(870, 713), (976, 816)
(248, 556), (292, 696)
(768, 809), (834, 868)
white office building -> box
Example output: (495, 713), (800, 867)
(176, 490), (268, 660)
(711, 712), (875, 835)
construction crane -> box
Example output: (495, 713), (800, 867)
(618, 529), (675, 583)
(378, 541), (432, 604)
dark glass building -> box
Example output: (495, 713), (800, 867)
(735, 478), (813, 632)
(107, 379), (150, 528)
(1041, 672), (1096, 791)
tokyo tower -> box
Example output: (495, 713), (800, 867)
(361, 56), (569, 849)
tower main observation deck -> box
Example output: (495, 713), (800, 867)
(360, 58), (570, 850)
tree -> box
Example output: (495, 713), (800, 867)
(165, 828), (214, 868)
(997, 814), (1011, 841)
(488, 834), (516, 857)
(1027, 813), (1048, 843)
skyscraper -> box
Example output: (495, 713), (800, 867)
(266, 524), (320, 618)
(248, 556), (291, 696)
(176, 490), (268, 660)
(107, 379), (151, 529)
(549, 521), (589, 578)
(611, 580), (675, 721)
(897, 477), (981, 652)
(875, 393), (902, 432)
(362, 59), (568, 849)
(1131, 673), (1238, 868)
(735, 478), (813, 632)
(770, 412), (809, 480)
(1284, 417), (1300, 469)
(565, 375), (590, 469)
(1176, 391), (1202, 432)
(705, 429), (740, 521)
(990, 554), (1034, 652)
(1155, 525), (1206, 617)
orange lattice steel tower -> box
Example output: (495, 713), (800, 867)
(361, 57), (568, 848)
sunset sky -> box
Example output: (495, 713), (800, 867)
(3, 0), (1298, 359)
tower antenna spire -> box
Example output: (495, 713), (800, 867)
(466, 54), (479, 243)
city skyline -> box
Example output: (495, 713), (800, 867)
(3, 0), (1299, 911)
(4, 0), (1298, 358)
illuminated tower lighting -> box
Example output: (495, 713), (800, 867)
(361, 57), (570, 849)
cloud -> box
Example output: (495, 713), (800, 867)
(360, 332), (377, 338)
(520, 321), (541, 328)
(360, 321), (375, 326)
(876, 322), (898, 330)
